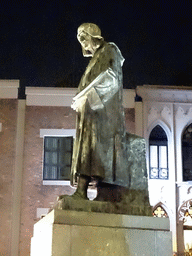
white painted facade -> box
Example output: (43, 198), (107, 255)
(137, 85), (192, 255)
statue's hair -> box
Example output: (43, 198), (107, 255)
(77, 23), (104, 40)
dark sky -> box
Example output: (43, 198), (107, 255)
(1, 0), (192, 96)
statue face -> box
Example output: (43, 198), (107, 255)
(77, 31), (96, 57)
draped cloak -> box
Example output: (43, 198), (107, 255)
(71, 42), (130, 188)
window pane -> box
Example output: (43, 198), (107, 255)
(44, 152), (50, 164)
(64, 166), (71, 178)
(44, 166), (50, 180)
(44, 137), (58, 151)
(50, 166), (57, 179)
(44, 166), (57, 180)
(159, 146), (167, 168)
(149, 125), (167, 142)
(150, 167), (159, 179)
(183, 169), (192, 181)
(149, 126), (168, 180)
(182, 123), (192, 181)
(64, 152), (72, 165)
(51, 152), (57, 165)
(52, 138), (58, 150)
(159, 168), (168, 179)
(45, 152), (58, 165)
(44, 138), (49, 150)
(43, 136), (73, 181)
(150, 145), (158, 168)
(59, 152), (71, 165)
(65, 137), (73, 151)
(58, 166), (70, 180)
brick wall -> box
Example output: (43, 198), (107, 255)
(20, 106), (76, 255)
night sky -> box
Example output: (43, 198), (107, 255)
(1, 0), (192, 97)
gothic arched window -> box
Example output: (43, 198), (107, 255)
(182, 123), (192, 181)
(149, 125), (168, 179)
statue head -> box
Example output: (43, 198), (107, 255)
(77, 23), (104, 57)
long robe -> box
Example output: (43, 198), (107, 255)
(71, 41), (129, 188)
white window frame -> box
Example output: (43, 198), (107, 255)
(148, 125), (169, 180)
(40, 129), (76, 186)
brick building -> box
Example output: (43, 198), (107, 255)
(1, 80), (192, 255)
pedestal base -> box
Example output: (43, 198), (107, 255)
(31, 209), (172, 256)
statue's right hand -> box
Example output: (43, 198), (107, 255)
(71, 96), (87, 112)
(71, 100), (77, 110)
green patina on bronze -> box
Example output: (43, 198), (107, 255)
(57, 23), (152, 215)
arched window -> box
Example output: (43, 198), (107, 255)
(149, 125), (168, 179)
(182, 123), (192, 181)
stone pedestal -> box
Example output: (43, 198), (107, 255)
(31, 209), (172, 256)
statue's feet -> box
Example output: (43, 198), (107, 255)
(57, 191), (89, 201)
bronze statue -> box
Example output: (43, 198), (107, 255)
(57, 23), (152, 216)
(70, 23), (129, 200)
